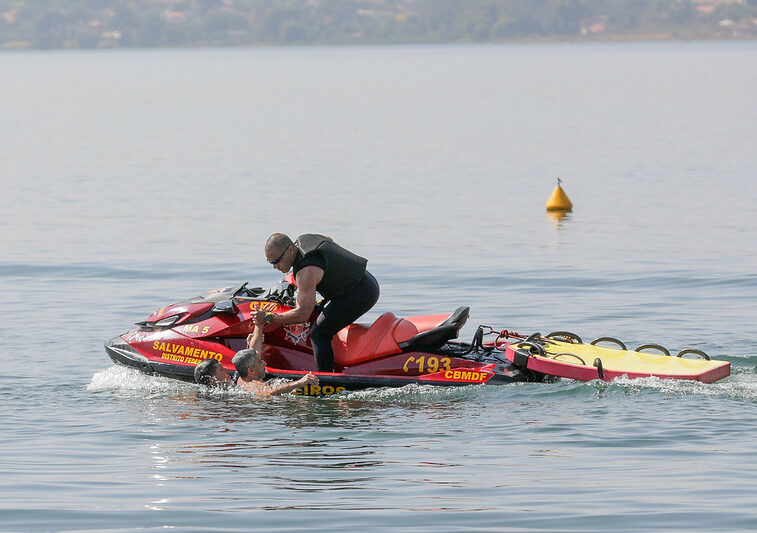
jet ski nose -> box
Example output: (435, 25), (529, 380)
(105, 335), (152, 373)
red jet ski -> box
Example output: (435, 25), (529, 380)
(105, 279), (730, 394)
(105, 279), (556, 394)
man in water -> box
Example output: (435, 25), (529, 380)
(232, 313), (319, 395)
(195, 313), (318, 394)
(253, 233), (379, 372)
(194, 358), (237, 388)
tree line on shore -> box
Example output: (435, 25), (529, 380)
(2, 0), (756, 50)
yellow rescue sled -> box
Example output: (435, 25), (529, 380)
(503, 333), (730, 384)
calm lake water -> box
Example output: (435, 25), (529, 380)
(2, 42), (757, 532)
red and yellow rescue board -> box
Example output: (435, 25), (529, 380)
(505, 340), (730, 384)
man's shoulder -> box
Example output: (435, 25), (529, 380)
(296, 251), (326, 271)
(238, 379), (270, 396)
(294, 263), (325, 287)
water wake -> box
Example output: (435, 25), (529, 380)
(87, 363), (757, 403)
(591, 368), (757, 401)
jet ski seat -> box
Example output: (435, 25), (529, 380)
(332, 306), (469, 367)
(398, 306), (469, 353)
(332, 312), (402, 367)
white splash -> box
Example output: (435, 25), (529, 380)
(86, 365), (192, 394)
(595, 368), (757, 400)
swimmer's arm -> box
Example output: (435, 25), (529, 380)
(237, 373), (319, 396)
(246, 324), (264, 354)
(264, 373), (318, 396)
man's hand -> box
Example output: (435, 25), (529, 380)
(252, 310), (267, 325)
(298, 373), (319, 386)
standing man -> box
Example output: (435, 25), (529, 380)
(254, 233), (379, 372)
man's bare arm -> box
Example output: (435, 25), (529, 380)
(246, 324), (263, 353)
(264, 373), (319, 396)
(256, 266), (323, 326)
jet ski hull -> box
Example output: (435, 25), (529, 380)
(105, 334), (550, 394)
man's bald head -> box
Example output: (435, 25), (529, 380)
(265, 233), (293, 255)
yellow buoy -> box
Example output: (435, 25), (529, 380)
(545, 178), (573, 212)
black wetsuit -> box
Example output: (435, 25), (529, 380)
(293, 234), (380, 372)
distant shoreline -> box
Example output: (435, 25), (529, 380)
(3, 33), (756, 52)
(4, 0), (756, 52)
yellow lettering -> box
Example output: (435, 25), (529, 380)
(403, 356), (415, 373)
(427, 357), (439, 373)
(442, 358), (451, 371)
(336, 387), (346, 393)
(417, 356), (425, 372)
(202, 326), (209, 334)
(251, 301), (278, 312)
(445, 371), (453, 379)
(453, 371), (461, 379)
(310, 385), (321, 395)
(153, 341), (160, 350)
(462, 371), (471, 380)
(322, 385), (334, 394)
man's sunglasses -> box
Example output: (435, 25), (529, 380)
(269, 245), (290, 265)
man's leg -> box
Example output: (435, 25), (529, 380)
(310, 272), (379, 372)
